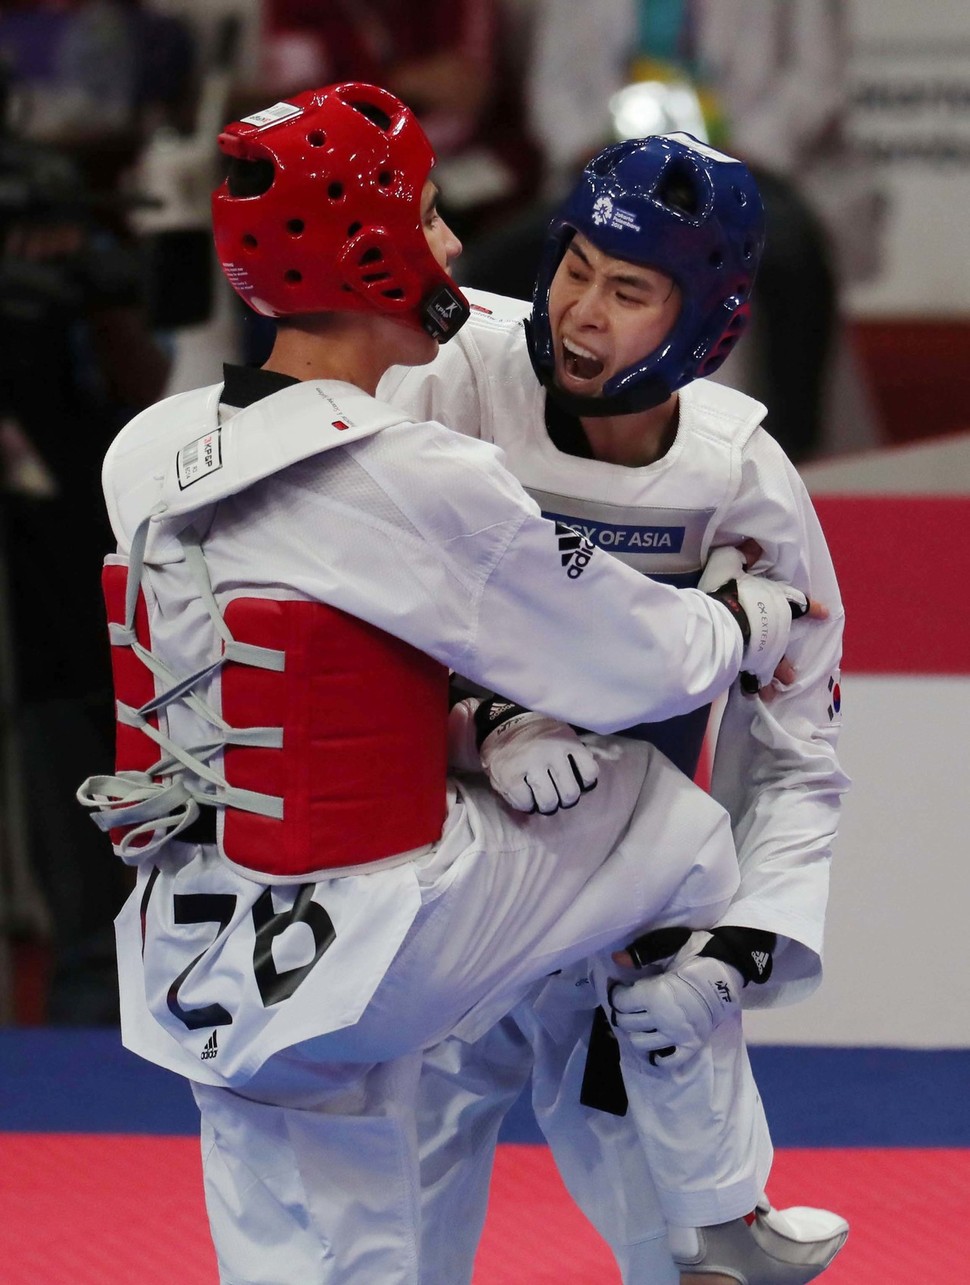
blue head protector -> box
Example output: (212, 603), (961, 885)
(527, 132), (765, 417)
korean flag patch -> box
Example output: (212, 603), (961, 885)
(827, 672), (842, 721)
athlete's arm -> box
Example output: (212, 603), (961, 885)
(344, 422), (757, 732)
(460, 488), (810, 734)
(704, 430), (848, 1002)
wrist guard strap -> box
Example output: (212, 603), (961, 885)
(473, 697), (531, 748)
(707, 579), (751, 645)
(624, 925), (693, 969)
(707, 581), (762, 694)
(700, 926), (777, 985)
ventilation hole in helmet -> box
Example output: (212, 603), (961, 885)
(732, 185), (747, 206)
(242, 233), (258, 250)
(654, 162), (699, 216)
(308, 131), (326, 148)
(742, 241), (755, 259)
(362, 271), (391, 283)
(350, 101), (392, 131)
(378, 170), (393, 187)
(699, 338), (735, 374)
(284, 269), (302, 285)
(708, 250), (724, 268)
(328, 181), (344, 200)
(347, 221), (362, 236)
(382, 288), (405, 300)
(286, 219), (305, 236)
(341, 283), (354, 292)
(227, 157), (275, 198)
(359, 247), (383, 266)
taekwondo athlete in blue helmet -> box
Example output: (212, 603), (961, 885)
(379, 133), (850, 1284)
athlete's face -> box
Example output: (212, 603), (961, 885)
(548, 233), (682, 398)
(422, 179), (461, 273)
(392, 179), (462, 365)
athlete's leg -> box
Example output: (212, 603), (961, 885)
(417, 1012), (536, 1283)
(145, 739), (739, 1282)
(528, 982), (846, 1285)
(409, 740), (737, 1282)
(604, 992), (772, 1228)
(194, 1053), (424, 1285)
(326, 738), (739, 1063)
(523, 979), (680, 1284)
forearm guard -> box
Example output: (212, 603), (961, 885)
(700, 925), (777, 985)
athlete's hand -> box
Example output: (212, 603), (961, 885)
(767, 592), (829, 693)
(700, 545), (810, 693)
(475, 698), (598, 814)
(731, 539), (829, 692)
(608, 933), (743, 1067)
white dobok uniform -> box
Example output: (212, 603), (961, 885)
(88, 375), (756, 1284)
(379, 290), (848, 1282)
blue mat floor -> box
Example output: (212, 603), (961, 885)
(2, 1030), (968, 1147)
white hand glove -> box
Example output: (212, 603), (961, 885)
(477, 700), (598, 814)
(609, 933), (743, 1067)
(699, 546), (809, 691)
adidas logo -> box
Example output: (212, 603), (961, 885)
(751, 951), (771, 977)
(555, 522), (595, 579)
(201, 1030), (219, 1060)
(488, 701), (516, 720)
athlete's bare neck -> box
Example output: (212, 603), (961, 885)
(262, 312), (431, 395)
(261, 317), (384, 394)
(579, 393), (679, 468)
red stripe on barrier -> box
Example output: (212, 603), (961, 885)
(813, 496), (970, 674)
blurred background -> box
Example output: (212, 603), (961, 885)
(0, 0), (967, 1061)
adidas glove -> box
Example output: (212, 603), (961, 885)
(609, 932), (742, 1067)
(473, 697), (598, 814)
(609, 926), (774, 1067)
(699, 546), (809, 693)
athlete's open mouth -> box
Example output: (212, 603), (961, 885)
(562, 338), (605, 383)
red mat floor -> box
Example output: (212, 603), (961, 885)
(2, 1134), (966, 1283)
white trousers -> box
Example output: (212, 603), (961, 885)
(154, 739), (738, 1283)
(415, 957), (772, 1283)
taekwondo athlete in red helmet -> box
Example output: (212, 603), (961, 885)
(77, 84), (809, 1282)
(380, 133), (849, 1283)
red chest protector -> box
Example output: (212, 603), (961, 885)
(100, 562), (449, 878)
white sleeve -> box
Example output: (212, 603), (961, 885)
(708, 428), (848, 1005)
(339, 424), (744, 733)
(467, 503), (744, 733)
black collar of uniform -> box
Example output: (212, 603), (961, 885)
(544, 393), (594, 459)
(221, 363), (300, 409)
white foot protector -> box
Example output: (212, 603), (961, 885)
(670, 1200), (849, 1283)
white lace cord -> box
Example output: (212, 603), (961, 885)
(77, 724), (281, 863)
(112, 711), (285, 819)
(173, 527), (287, 817)
(76, 770), (202, 863)
(178, 533), (286, 675)
(81, 518), (287, 859)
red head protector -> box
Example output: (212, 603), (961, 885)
(212, 82), (469, 341)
